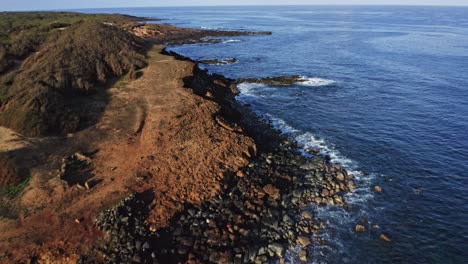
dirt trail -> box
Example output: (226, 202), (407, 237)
(0, 46), (255, 263)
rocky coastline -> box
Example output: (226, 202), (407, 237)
(0, 12), (359, 264)
(90, 143), (354, 264)
(80, 51), (357, 263)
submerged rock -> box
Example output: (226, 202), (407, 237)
(299, 249), (308, 262)
(380, 233), (392, 242)
(374, 186), (383, 193)
(355, 225), (366, 232)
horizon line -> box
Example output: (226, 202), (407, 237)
(3, 4), (468, 12)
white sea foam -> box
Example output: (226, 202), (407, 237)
(222, 39), (242, 43)
(252, 114), (374, 192)
(266, 115), (357, 169)
(200, 26), (226, 30)
(238, 76), (336, 92)
(297, 76), (336, 87)
(237, 82), (266, 101)
(213, 58), (239, 65)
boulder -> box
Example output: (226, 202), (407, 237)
(336, 172), (345, 182)
(301, 211), (313, 220)
(296, 236), (311, 247)
(355, 225), (366, 232)
(298, 250), (308, 262)
(263, 184), (281, 200)
(268, 243), (284, 257)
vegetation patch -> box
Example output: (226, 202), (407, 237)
(0, 176), (30, 198)
(0, 151), (30, 218)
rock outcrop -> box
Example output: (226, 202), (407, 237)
(238, 75), (306, 86)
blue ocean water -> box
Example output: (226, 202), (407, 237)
(81, 6), (468, 263)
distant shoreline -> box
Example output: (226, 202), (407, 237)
(4, 4), (468, 12)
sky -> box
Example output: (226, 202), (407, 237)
(1, 0), (468, 11)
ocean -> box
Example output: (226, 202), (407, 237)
(80, 5), (468, 263)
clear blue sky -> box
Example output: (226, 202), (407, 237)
(1, 0), (468, 11)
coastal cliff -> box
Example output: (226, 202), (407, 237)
(0, 12), (354, 264)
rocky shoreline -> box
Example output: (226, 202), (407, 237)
(90, 146), (354, 264)
(80, 51), (357, 263)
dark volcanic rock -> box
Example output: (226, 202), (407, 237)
(88, 191), (156, 264)
(142, 140), (355, 263)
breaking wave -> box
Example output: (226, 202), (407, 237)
(297, 77), (336, 87)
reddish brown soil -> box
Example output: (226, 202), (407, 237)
(0, 45), (255, 263)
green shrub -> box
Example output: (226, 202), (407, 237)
(0, 177), (30, 198)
